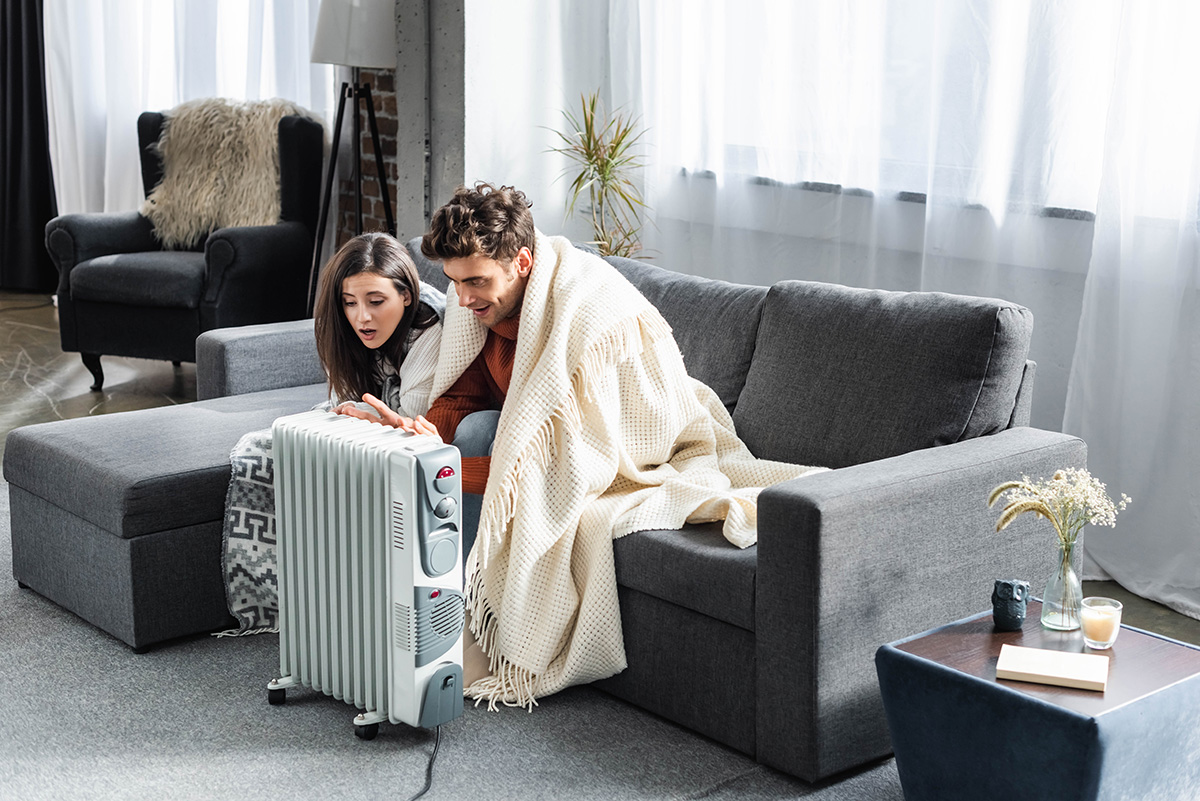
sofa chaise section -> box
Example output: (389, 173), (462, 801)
(4, 385), (326, 650)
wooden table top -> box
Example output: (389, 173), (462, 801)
(894, 601), (1200, 717)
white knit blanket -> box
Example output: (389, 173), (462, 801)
(141, 97), (319, 249)
(429, 233), (825, 709)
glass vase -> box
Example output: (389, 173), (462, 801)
(1041, 538), (1082, 630)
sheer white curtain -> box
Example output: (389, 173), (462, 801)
(610, 0), (1117, 435)
(462, 0), (1200, 619)
(614, 0), (1198, 620)
(1062, 2), (1200, 619)
(44, 0), (334, 216)
(462, 0), (609, 244)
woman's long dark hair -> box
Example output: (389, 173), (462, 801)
(314, 233), (439, 405)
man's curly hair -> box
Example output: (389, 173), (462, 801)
(421, 182), (536, 264)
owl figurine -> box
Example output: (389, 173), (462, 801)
(992, 579), (1031, 631)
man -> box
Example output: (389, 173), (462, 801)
(361, 182), (823, 709)
(355, 184), (533, 551)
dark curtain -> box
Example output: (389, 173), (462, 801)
(0, 0), (58, 292)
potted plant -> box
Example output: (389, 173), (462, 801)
(989, 468), (1130, 630)
(550, 91), (648, 258)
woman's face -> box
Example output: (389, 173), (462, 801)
(341, 272), (411, 349)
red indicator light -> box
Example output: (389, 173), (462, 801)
(436, 466), (455, 479)
(430, 589), (441, 599)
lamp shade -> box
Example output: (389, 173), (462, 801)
(311, 0), (397, 69)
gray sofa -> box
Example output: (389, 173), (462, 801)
(4, 239), (1086, 783)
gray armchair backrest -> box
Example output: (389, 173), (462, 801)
(137, 111), (323, 238)
(137, 112), (166, 199)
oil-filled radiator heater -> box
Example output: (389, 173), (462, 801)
(265, 410), (466, 739)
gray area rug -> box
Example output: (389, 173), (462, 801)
(0, 479), (901, 800)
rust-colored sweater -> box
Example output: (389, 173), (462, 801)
(423, 315), (518, 494)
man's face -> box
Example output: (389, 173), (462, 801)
(442, 247), (533, 328)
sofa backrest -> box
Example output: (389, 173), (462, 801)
(409, 237), (449, 292)
(605, 255), (767, 413)
(407, 238), (1033, 468)
(731, 281), (1033, 469)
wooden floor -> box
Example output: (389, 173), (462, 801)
(3, 289), (1199, 647)
(0, 291), (195, 462)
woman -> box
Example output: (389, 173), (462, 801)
(220, 233), (444, 636)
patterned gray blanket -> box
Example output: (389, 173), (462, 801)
(220, 428), (279, 636)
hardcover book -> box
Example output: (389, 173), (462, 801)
(995, 643), (1110, 692)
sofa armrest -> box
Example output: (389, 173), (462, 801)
(202, 220), (312, 327)
(196, 319), (325, 400)
(754, 426), (1087, 781)
(44, 212), (160, 296)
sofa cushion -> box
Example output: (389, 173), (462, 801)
(70, 251), (207, 308)
(733, 281), (1033, 468)
(3, 383), (327, 538)
(613, 522), (757, 631)
(606, 256), (768, 413)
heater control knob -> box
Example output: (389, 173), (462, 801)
(434, 496), (457, 519)
(430, 540), (457, 576)
(432, 465), (457, 495)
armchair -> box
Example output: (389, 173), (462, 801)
(45, 110), (323, 390)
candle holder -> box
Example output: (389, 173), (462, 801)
(1080, 597), (1123, 649)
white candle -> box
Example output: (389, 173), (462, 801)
(1080, 597), (1122, 649)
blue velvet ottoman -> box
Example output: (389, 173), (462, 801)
(875, 601), (1200, 801)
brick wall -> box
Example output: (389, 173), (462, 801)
(335, 69), (399, 248)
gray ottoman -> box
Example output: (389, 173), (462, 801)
(4, 384), (325, 652)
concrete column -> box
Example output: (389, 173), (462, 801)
(428, 1), (466, 214)
(394, 0), (465, 241)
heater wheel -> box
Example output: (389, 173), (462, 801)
(268, 688), (286, 706)
(355, 723), (379, 741)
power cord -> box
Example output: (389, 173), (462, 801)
(407, 724), (442, 801)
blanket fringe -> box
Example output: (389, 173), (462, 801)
(476, 308), (669, 566)
(213, 625), (278, 638)
(463, 559), (540, 710)
(465, 308), (671, 710)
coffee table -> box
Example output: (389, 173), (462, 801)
(875, 600), (1200, 801)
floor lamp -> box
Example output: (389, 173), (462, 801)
(307, 0), (398, 317)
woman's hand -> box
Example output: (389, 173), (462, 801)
(332, 397), (405, 428)
(351, 393), (402, 428)
(358, 394), (442, 440)
(332, 401), (378, 421)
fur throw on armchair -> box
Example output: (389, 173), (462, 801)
(141, 97), (319, 249)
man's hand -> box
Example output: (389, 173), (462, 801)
(405, 414), (441, 438)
